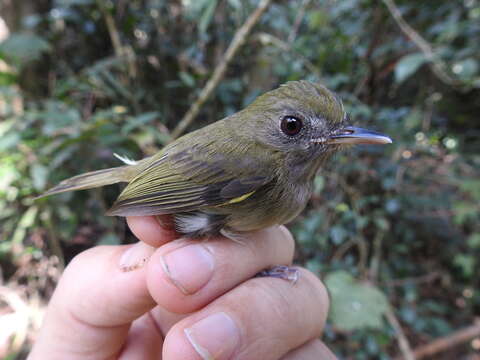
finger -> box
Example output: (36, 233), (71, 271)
(149, 305), (188, 337)
(127, 215), (177, 247)
(162, 268), (329, 360)
(146, 225), (295, 314)
(29, 244), (157, 359)
(280, 339), (337, 360)
(118, 313), (164, 360)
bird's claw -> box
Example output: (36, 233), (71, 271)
(256, 265), (299, 284)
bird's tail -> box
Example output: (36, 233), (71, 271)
(37, 165), (133, 199)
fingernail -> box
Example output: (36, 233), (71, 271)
(185, 312), (240, 360)
(160, 244), (214, 295)
(119, 242), (156, 272)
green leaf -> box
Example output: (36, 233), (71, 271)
(39, 102), (82, 135)
(395, 53), (427, 84)
(313, 175), (325, 194)
(325, 271), (389, 331)
(453, 201), (478, 225)
(452, 58), (478, 79)
(330, 226), (347, 245)
(0, 118), (15, 136)
(459, 179), (480, 202)
(0, 131), (20, 151)
(0, 162), (19, 191)
(0, 33), (50, 65)
(308, 10), (329, 29)
(0, 71), (17, 86)
(405, 108), (422, 130)
(199, 0), (218, 34)
(12, 206), (38, 243)
(122, 112), (160, 135)
(453, 254), (476, 277)
(467, 233), (480, 249)
(374, 217), (390, 231)
(179, 71), (196, 88)
(30, 164), (49, 191)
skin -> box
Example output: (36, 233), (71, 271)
(28, 216), (336, 360)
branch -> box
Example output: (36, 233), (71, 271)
(385, 307), (415, 360)
(96, 0), (122, 57)
(171, 0), (273, 139)
(368, 230), (385, 282)
(395, 321), (480, 360)
(381, 0), (464, 89)
(385, 271), (442, 287)
(287, 0), (311, 44)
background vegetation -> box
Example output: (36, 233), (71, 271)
(1, 0), (479, 358)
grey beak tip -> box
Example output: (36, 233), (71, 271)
(379, 136), (393, 144)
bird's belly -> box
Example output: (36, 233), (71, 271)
(219, 182), (312, 232)
(173, 182), (313, 238)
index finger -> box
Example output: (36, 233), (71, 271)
(127, 215), (177, 247)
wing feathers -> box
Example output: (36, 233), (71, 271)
(106, 139), (274, 217)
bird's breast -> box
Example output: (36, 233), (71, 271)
(216, 177), (313, 232)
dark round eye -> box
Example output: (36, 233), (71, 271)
(281, 116), (303, 136)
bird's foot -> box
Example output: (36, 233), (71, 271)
(256, 265), (299, 284)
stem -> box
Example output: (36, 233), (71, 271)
(395, 321), (480, 360)
(386, 306), (415, 360)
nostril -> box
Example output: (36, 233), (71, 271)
(338, 127), (355, 136)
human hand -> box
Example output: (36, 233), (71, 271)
(29, 216), (335, 359)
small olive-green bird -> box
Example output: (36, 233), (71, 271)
(40, 81), (391, 240)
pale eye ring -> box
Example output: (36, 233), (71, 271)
(281, 116), (303, 136)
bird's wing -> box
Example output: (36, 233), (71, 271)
(106, 138), (274, 216)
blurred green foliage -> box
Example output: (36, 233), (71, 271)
(1, 0), (479, 358)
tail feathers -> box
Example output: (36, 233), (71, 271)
(37, 166), (131, 199)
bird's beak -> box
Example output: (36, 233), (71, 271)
(327, 126), (392, 145)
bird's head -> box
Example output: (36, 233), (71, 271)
(241, 80), (392, 178)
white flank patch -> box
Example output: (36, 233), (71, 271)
(114, 153), (138, 165)
(175, 213), (209, 234)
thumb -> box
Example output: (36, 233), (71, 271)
(29, 243), (156, 359)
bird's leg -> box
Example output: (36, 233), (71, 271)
(256, 265), (299, 284)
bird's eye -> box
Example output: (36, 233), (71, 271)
(281, 116), (303, 136)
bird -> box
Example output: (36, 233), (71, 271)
(40, 80), (392, 245)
